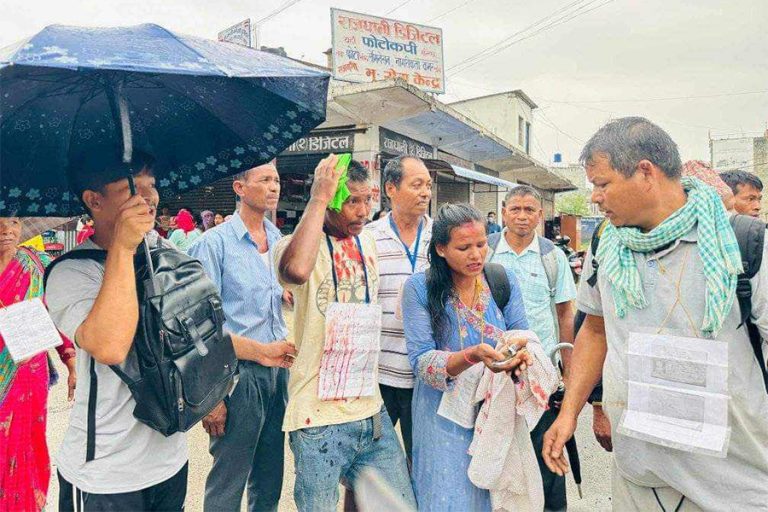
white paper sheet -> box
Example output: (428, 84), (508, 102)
(621, 331), (731, 457)
(437, 362), (483, 428)
(318, 302), (382, 401)
(627, 332), (728, 394)
(619, 410), (731, 457)
(0, 297), (62, 362)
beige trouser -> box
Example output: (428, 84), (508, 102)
(611, 463), (704, 512)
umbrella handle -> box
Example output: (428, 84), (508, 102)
(127, 175), (156, 279)
(104, 78), (133, 164)
(548, 342), (574, 368)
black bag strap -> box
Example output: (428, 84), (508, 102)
(487, 232), (502, 253)
(586, 218), (609, 288)
(43, 249), (108, 462)
(483, 262), (511, 311)
(43, 249), (108, 287)
(86, 357), (97, 462)
(729, 214), (768, 393)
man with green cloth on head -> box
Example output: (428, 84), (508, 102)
(542, 117), (768, 511)
(275, 155), (415, 511)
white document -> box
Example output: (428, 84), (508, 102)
(0, 297), (62, 362)
(627, 332), (728, 394)
(318, 302), (382, 401)
(621, 331), (731, 457)
(619, 410), (731, 457)
(437, 362), (483, 429)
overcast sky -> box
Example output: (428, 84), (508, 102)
(2, 0), (766, 166)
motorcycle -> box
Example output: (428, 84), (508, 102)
(554, 235), (583, 282)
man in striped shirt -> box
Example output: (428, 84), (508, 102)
(366, 155), (433, 463)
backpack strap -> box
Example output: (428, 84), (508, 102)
(43, 248), (108, 462)
(486, 232), (503, 262)
(586, 218), (609, 288)
(483, 262), (511, 311)
(43, 249), (107, 287)
(86, 358), (97, 461)
(729, 214), (768, 393)
(539, 236), (562, 340)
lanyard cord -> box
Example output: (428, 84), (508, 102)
(652, 488), (685, 512)
(655, 246), (699, 336)
(389, 215), (424, 273)
(325, 234), (370, 304)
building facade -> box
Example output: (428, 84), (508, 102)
(711, 131), (768, 219)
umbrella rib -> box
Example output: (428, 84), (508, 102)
(0, 71), (106, 129)
(157, 76), (256, 143)
(0, 79), (96, 131)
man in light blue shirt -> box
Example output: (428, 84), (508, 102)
(489, 185), (576, 512)
(189, 162), (294, 512)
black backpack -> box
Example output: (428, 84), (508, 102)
(484, 262), (511, 311)
(45, 243), (238, 461)
(587, 214), (768, 393)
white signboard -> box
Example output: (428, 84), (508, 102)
(711, 137), (754, 171)
(331, 8), (445, 94)
(218, 19), (252, 48)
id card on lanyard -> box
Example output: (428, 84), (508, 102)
(391, 216), (423, 321)
(318, 235), (382, 401)
(389, 215), (424, 273)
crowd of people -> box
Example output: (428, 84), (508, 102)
(1, 116), (767, 512)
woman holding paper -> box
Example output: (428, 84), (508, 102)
(402, 204), (536, 511)
(0, 216), (76, 512)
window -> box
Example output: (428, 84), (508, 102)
(525, 122), (531, 155)
(518, 116), (525, 147)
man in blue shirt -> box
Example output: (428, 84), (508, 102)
(189, 162), (295, 512)
(489, 185), (576, 512)
(486, 211), (502, 234)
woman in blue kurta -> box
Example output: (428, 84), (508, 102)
(402, 204), (530, 511)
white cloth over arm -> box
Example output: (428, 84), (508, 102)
(467, 329), (559, 512)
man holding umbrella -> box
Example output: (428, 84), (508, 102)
(2, 21), (330, 511)
(46, 151), (297, 511)
(46, 151), (190, 511)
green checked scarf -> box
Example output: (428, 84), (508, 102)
(596, 177), (743, 337)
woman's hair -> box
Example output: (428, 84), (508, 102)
(426, 203), (484, 336)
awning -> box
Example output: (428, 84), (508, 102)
(324, 80), (577, 192)
(451, 165), (516, 189)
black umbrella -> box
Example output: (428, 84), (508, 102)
(549, 342), (583, 498)
(0, 23), (330, 217)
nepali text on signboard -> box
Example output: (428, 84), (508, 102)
(330, 8), (445, 94)
(218, 19), (252, 48)
(283, 132), (355, 155)
(379, 128), (433, 159)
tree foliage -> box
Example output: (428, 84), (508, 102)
(556, 191), (590, 216)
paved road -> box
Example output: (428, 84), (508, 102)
(46, 358), (612, 511)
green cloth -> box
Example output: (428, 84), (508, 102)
(596, 177), (743, 337)
(328, 167), (350, 212)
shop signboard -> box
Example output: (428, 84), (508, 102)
(283, 132), (355, 155)
(379, 128), (433, 159)
(218, 19), (252, 48)
(331, 8), (445, 94)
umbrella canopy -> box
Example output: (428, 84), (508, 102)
(0, 24), (329, 217)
